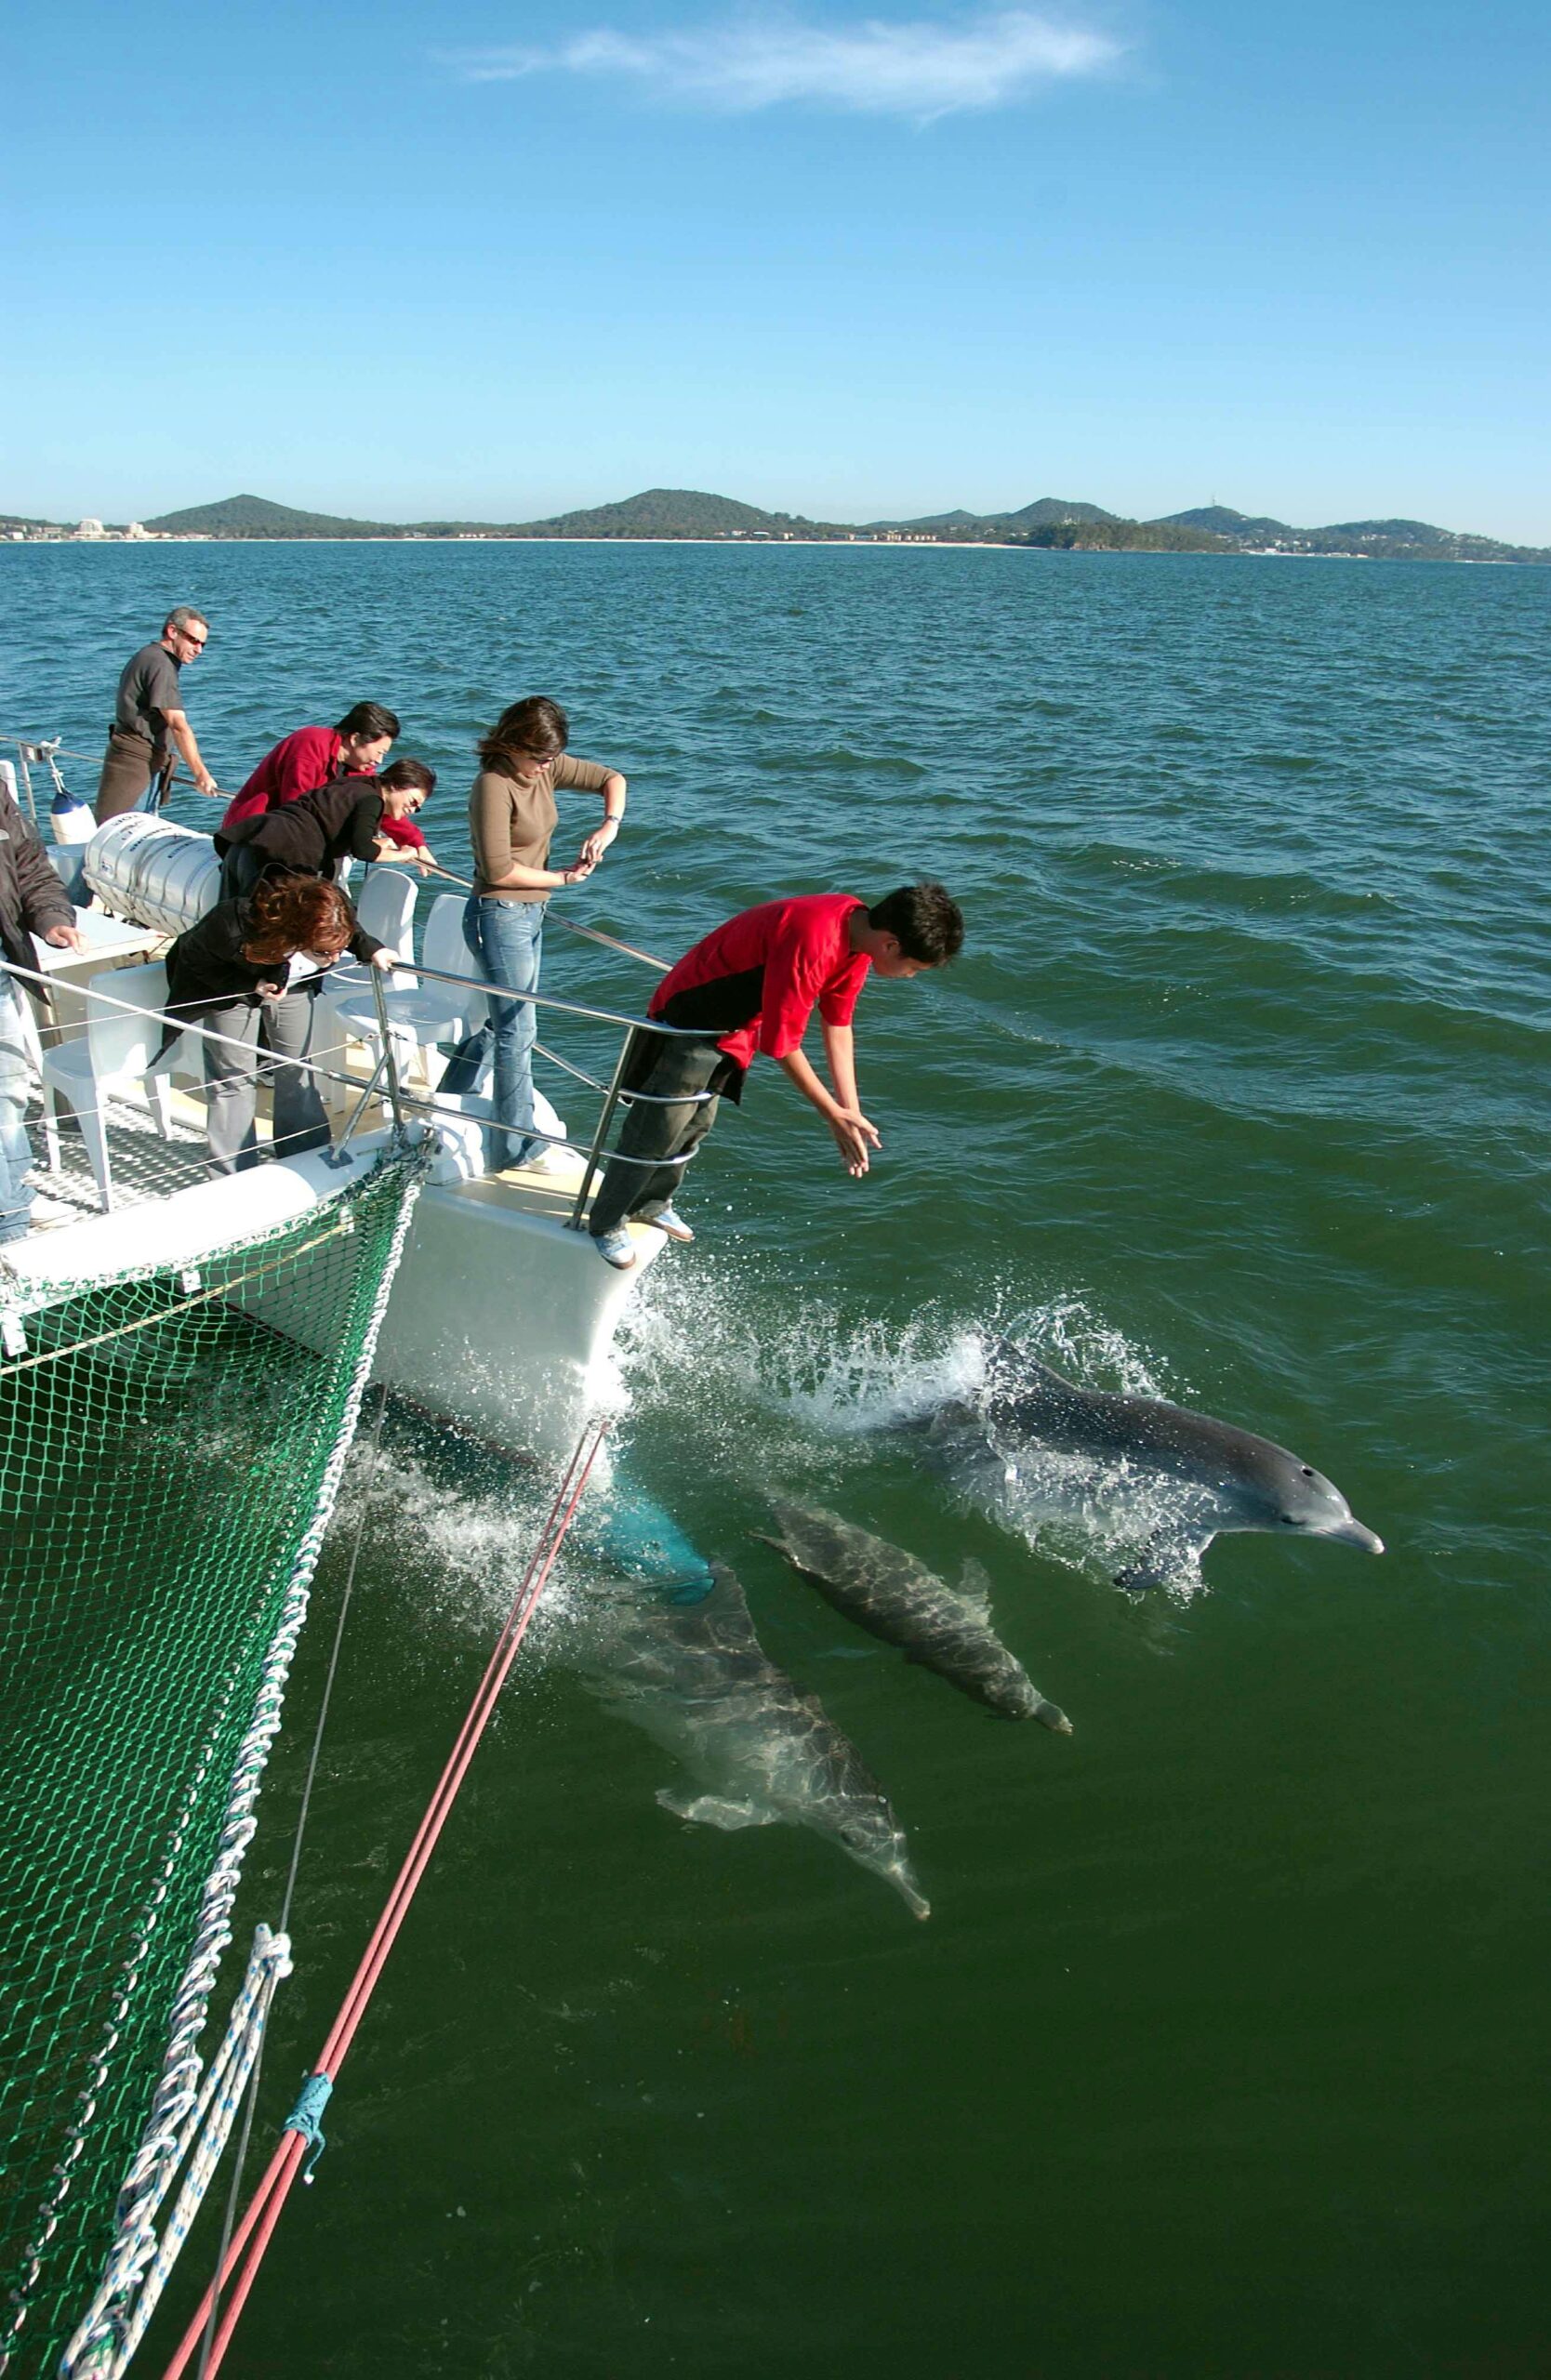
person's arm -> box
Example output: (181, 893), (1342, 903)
(162, 708), (219, 797)
(345, 921), (387, 967)
(484, 854), (593, 889)
(572, 764), (627, 870)
(821, 1019), (860, 1113)
(776, 1044), (882, 1177)
(374, 813), (438, 872)
(344, 792), (387, 862)
(12, 808), (86, 950)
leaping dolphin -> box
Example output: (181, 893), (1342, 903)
(570, 1561), (929, 1919)
(758, 1501), (1072, 1730)
(950, 1340), (1384, 1592)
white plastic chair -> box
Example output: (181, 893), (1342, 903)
(332, 893), (486, 1093)
(323, 866), (418, 1009)
(38, 960), (184, 1212)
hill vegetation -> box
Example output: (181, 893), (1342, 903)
(9, 487), (1546, 563)
(1018, 518), (1230, 553)
(143, 494), (392, 538)
(510, 487), (852, 538)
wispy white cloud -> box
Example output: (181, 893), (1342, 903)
(444, 10), (1122, 121)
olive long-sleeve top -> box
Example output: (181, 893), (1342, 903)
(469, 757), (614, 902)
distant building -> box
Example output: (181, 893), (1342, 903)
(125, 522), (152, 540)
(77, 518), (106, 539)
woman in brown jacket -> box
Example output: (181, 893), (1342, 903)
(439, 696), (627, 1172)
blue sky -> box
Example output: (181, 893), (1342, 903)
(3, 0), (1547, 538)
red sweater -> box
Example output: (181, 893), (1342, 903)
(649, 894), (869, 1070)
(220, 726), (376, 832)
(375, 813), (428, 852)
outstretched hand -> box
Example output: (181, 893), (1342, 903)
(577, 818), (619, 869)
(828, 1107), (882, 1177)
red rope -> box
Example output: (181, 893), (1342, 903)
(159, 1417), (610, 2380)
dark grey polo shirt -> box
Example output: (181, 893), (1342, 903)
(113, 641), (184, 760)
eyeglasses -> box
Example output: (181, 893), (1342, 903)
(180, 631), (207, 649)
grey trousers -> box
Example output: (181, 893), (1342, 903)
(201, 991), (331, 1175)
(588, 1030), (724, 1238)
(96, 727), (169, 821)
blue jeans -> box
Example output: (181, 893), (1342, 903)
(439, 896), (545, 1168)
(0, 975), (37, 1245)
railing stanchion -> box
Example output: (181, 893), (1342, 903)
(368, 964), (411, 1145)
(567, 1028), (635, 1232)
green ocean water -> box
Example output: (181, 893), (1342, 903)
(4, 543), (1549, 2376)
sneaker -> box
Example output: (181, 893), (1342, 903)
(649, 1205), (695, 1243)
(592, 1224), (637, 1270)
(521, 1143), (574, 1176)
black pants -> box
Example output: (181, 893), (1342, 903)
(587, 1031), (726, 1238)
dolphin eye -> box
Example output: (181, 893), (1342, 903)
(1301, 1467), (1314, 1478)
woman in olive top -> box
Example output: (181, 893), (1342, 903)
(440, 696), (627, 1171)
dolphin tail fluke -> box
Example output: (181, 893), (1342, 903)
(892, 1871), (932, 1921)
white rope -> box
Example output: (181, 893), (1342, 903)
(59, 1927), (294, 2380)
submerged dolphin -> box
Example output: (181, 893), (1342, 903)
(945, 1340), (1384, 1592)
(758, 1501), (1071, 1731)
(570, 1562), (929, 1919)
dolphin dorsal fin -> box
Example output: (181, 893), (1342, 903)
(958, 1557), (993, 1613)
(987, 1337), (1081, 1398)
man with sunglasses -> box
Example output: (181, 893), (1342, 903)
(95, 608), (219, 820)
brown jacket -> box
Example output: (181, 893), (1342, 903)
(0, 783), (74, 977)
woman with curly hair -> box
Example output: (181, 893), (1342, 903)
(164, 875), (398, 1174)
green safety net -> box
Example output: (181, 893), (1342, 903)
(0, 1147), (427, 2378)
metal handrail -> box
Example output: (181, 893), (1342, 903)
(351, 955), (713, 1226)
(1, 733), (706, 1223)
(4, 948), (713, 1217)
(384, 956), (703, 1042)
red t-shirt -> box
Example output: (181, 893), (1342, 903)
(375, 813), (428, 852)
(220, 726), (376, 832)
(649, 894), (869, 1069)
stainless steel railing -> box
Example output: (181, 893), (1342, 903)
(2, 945), (711, 1226)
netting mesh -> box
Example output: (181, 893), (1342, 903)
(0, 1150), (426, 2377)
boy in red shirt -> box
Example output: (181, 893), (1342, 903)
(586, 881), (963, 1267)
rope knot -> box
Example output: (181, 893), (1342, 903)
(283, 2073), (334, 2183)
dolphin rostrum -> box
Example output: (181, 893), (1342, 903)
(758, 1501), (1072, 1730)
(955, 1340), (1385, 1592)
(570, 1562), (929, 1919)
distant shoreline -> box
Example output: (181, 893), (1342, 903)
(2, 537), (1528, 562)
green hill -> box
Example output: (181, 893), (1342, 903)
(868, 496), (1118, 534)
(1004, 496), (1119, 528)
(1160, 506), (1293, 540)
(1155, 506), (1551, 563)
(511, 487), (844, 538)
(1017, 517), (1231, 553)
(49, 486), (1545, 562)
(143, 494), (393, 537)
